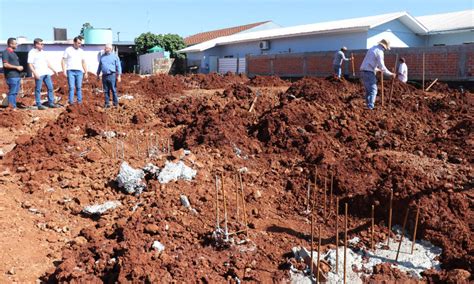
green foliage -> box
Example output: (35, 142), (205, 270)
(80, 23), (93, 37)
(134, 32), (185, 58)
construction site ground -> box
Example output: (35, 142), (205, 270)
(0, 73), (472, 283)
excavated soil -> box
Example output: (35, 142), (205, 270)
(0, 74), (472, 283)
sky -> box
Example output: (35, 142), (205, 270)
(0, 0), (472, 42)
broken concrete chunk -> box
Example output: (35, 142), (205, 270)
(158, 161), (197, 184)
(116, 161), (146, 194)
(180, 195), (191, 208)
(152, 241), (165, 252)
(102, 131), (116, 138)
(82, 201), (121, 215)
(143, 163), (160, 178)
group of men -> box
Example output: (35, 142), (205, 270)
(2, 36), (122, 110)
(3, 36), (407, 111)
(333, 39), (408, 109)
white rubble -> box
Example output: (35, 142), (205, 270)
(152, 241), (165, 252)
(291, 230), (442, 284)
(116, 161), (146, 194)
(83, 201), (121, 215)
(158, 160), (197, 184)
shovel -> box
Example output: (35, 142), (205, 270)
(248, 90), (261, 113)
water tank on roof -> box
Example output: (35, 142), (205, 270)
(84, 28), (113, 44)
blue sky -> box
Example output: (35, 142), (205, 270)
(0, 0), (472, 42)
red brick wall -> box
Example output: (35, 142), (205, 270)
(247, 45), (474, 81)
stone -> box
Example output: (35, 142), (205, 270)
(73, 236), (88, 245)
(145, 224), (160, 235)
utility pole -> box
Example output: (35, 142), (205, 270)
(117, 32), (120, 42)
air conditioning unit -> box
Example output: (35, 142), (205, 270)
(259, 40), (270, 50)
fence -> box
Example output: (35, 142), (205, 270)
(247, 44), (474, 81)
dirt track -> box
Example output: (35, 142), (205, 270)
(0, 73), (472, 282)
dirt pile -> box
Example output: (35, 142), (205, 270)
(180, 72), (248, 89)
(248, 75), (290, 87)
(1, 74), (471, 282)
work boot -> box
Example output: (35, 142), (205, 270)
(48, 104), (59, 108)
(37, 105), (47, 110)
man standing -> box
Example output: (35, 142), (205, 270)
(397, 57), (408, 83)
(2, 38), (23, 109)
(62, 36), (88, 105)
(28, 38), (58, 110)
(96, 43), (122, 108)
(359, 39), (395, 110)
(333, 46), (351, 79)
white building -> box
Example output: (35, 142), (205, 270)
(179, 10), (474, 74)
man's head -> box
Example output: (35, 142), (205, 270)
(7, 37), (17, 49)
(399, 57), (406, 63)
(378, 39), (391, 50)
(34, 38), (44, 51)
(73, 36), (83, 49)
(104, 43), (113, 54)
(341, 46), (347, 51)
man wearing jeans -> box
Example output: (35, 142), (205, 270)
(96, 43), (122, 108)
(2, 38), (23, 109)
(62, 36), (88, 105)
(28, 38), (58, 110)
(332, 46), (351, 79)
(359, 39), (395, 110)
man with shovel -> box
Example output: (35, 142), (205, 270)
(359, 39), (395, 110)
(2, 37), (23, 109)
(333, 46), (351, 79)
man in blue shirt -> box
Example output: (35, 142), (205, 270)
(97, 43), (122, 108)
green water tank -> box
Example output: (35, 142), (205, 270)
(84, 28), (113, 44)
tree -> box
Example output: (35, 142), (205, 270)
(161, 34), (186, 59)
(134, 32), (185, 58)
(80, 23), (93, 37)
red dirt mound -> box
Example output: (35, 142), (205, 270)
(247, 76), (290, 87)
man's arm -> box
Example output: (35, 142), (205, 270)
(116, 55), (122, 82)
(61, 51), (67, 77)
(82, 59), (88, 79)
(3, 53), (23, 71)
(376, 50), (393, 76)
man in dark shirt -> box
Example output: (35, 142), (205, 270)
(2, 38), (23, 109)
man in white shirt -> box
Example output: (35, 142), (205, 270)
(397, 57), (408, 83)
(359, 39), (395, 110)
(62, 36), (88, 105)
(28, 38), (58, 110)
(333, 46), (351, 79)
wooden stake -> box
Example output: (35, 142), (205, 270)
(235, 173), (240, 223)
(310, 205), (314, 277)
(329, 172), (334, 217)
(167, 138), (171, 155)
(411, 205), (420, 254)
(351, 53), (355, 77)
(387, 190), (393, 246)
(422, 52), (425, 91)
(317, 224), (321, 283)
(306, 180), (311, 212)
(336, 197), (339, 274)
(371, 204), (375, 251)
(381, 71), (384, 107)
(239, 171), (249, 238)
(145, 133), (150, 158)
(323, 177), (327, 219)
(425, 78), (438, 92)
(221, 173), (229, 240)
(215, 175), (220, 229)
(388, 54), (399, 107)
(344, 203), (348, 284)
(396, 207), (410, 262)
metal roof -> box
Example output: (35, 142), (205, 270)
(417, 10), (474, 33)
(179, 11), (428, 53)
